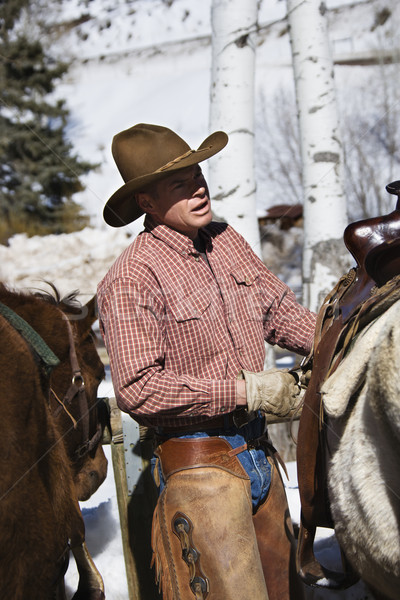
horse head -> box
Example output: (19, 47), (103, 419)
(0, 283), (108, 501)
(38, 287), (109, 501)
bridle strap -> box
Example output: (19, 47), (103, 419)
(61, 314), (90, 447)
(55, 314), (101, 459)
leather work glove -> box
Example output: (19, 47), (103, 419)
(241, 368), (301, 417)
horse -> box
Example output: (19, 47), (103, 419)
(295, 180), (400, 600)
(0, 282), (108, 599)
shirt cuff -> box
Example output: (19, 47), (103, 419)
(210, 379), (237, 415)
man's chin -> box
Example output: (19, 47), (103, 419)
(197, 212), (213, 227)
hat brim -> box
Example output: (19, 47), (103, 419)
(103, 131), (228, 227)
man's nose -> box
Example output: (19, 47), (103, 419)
(193, 177), (207, 196)
(194, 185), (206, 196)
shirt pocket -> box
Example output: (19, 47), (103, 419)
(168, 289), (211, 322)
(230, 262), (259, 288)
(229, 262), (262, 323)
(167, 289), (215, 359)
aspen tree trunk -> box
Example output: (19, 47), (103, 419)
(208, 0), (261, 257)
(287, 0), (349, 311)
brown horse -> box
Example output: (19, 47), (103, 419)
(0, 282), (108, 599)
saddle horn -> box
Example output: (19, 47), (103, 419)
(344, 181), (400, 288)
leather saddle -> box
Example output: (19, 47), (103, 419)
(296, 180), (400, 589)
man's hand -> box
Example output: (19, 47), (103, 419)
(240, 368), (301, 417)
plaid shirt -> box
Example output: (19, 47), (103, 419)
(97, 217), (316, 428)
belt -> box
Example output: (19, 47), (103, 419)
(156, 408), (257, 435)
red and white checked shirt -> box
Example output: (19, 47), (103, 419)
(97, 217), (316, 428)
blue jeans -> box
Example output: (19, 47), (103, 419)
(153, 415), (272, 511)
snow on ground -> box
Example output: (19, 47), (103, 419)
(0, 226), (139, 300)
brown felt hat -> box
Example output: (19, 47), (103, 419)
(103, 123), (228, 227)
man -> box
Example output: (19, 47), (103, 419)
(97, 123), (316, 600)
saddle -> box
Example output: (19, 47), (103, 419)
(296, 180), (400, 589)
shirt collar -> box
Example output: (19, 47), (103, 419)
(144, 215), (212, 257)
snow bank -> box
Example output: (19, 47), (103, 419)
(0, 226), (139, 299)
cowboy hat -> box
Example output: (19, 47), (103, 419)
(103, 123), (228, 227)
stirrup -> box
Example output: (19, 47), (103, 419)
(296, 522), (359, 590)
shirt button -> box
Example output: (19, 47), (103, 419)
(220, 406), (226, 413)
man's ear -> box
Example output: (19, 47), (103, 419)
(136, 192), (155, 214)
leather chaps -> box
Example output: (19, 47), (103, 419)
(151, 437), (304, 600)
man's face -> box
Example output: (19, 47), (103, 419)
(139, 164), (212, 239)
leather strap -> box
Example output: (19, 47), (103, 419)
(156, 407), (255, 435)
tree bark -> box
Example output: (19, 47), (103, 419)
(287, 0), (349, 311)
(209, 0), (261, 257)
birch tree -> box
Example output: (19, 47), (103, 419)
(287, 0), (349, 311)
(208, 0), (261, 257)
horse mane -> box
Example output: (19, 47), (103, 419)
(32, 281), (83, 315)
(0, 281), (101, 357)
(0, 281), (82, 315)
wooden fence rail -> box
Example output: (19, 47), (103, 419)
(102, 397), (161, 599)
